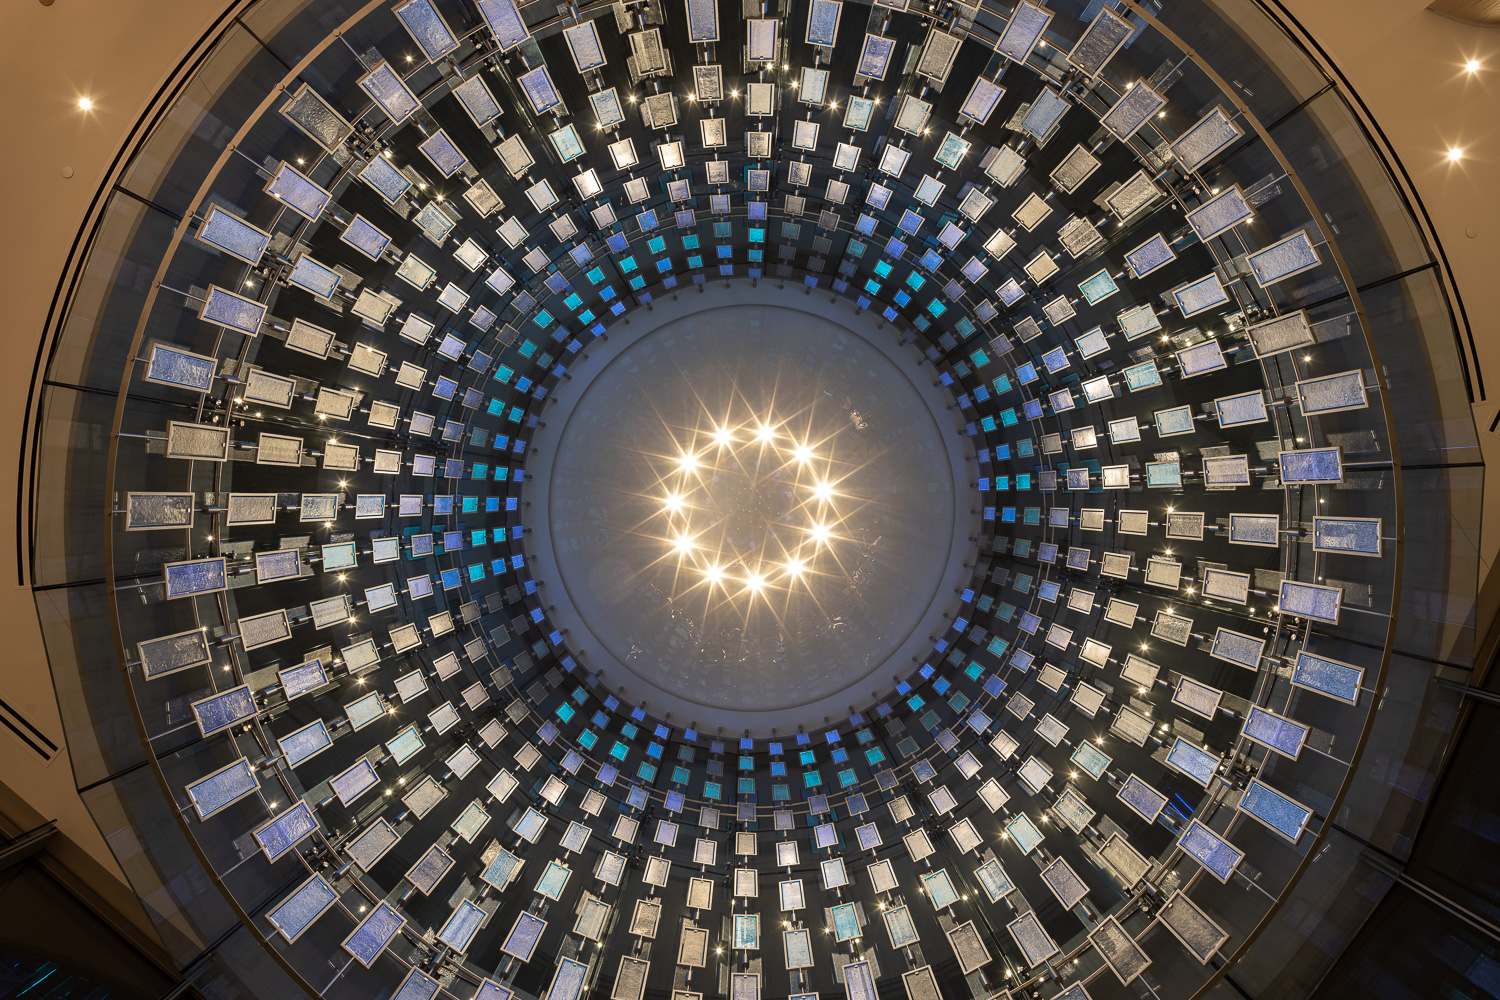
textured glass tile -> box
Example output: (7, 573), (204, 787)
(974, 860), (1014, 902)
(124, 492), (194, 532)
(408, 845), (455, 895)
(1124, 233), (1174, 277)
(341, 215), (391, 260)
(1174, 275), (1229, 317)
(536, 859), (571, 899)
(438, 900), (485, 952)
(1176, 827), (1236, 881)
(1055, 788), (1095, 831)
(1246, 310), (1314, 357)
(1280, 447), (1342, 483)
(199, 286), (265, 335)
(1216, 390), (1266, 426)
(1279, 580), (1342, 622)
(1072, 742), (1111, 779)
(547, 960), (589, 1000)
(453, 75), (502, 128)
(1005, 814), (1043, 854)
(1051, 145), (1100, 194)
(1146, 461), (1181, 487)
(1105, 171), (1161, 218)
(1155, 405), (1195, 436)
(1240, 779), (1312, 842)
(139, 628), (212, 681)
(395, 0), (458, 59)
(1100, 833), (1150, 884)
(330, 760), (378, 804)
(1022, 88), (1069, 137)
(1092, 916), (1150, 983)
(1187, 186), (1252, 240)
(1118, 303), (1161, 339)
(347, 819), (399, 869)
(255, 434), (302, 467)
(198, 207), (270, 263)
(1102, 83), (1165, 141)
(1293, 650), (1364, 703)
(1243, 706), (1308, 758)
(1250, 231), (1322, 286)
(843, 961), (877, 1000)
(278, 721), (330, 768)
(959, 75), (1004, 124)
(268, 875), (337, 942)
(1313, 516), (1382, 556)
(1018, 756), (1052, 793)
(1201, 456), (1249, 487)
(164, 556), (227, 598)
(1113, 706), (1153, 744)
(1160, 891), (1229, 962)
(935, 131), (969, 169)
(344, 901), (404, 966)
(255, 801), (318, 860)
(1007, 912), (1058, 966)
(997, 0), (1051, 61)
(476, 0), (529, 49)
(1210, 628), (1264, 668)
(287, 254), (339, 297)
(419, 129), (467, 176)
(1059, 216), (1102, 256)
(1079, 269), (1118, 304)
(191, 685), (255, 735)
(1119, 774), (1168, 821)
(413, 202), (456, 243)
(145, 346), (216, 391)
(1228, 513), (1279, 546)
(1068, 7), (1132, 76)
(240, 610), (290, 649)
(279, 83), (352, 149)
(730, 974), (758, 1000)
(1172, 107), (1243, 171)
(266, 162), (330, 219)
(1298, 370), (1367, 414)
(186, 758), (256, 818)
(394, 971), (442, 1000)
(1175, 677), (1222, 718)
(921, 868), (959, 908)
(1119, 360), (1160, 392)
(1041, 858), (1088, 908)
(903, 966), (942, 1000)
(358, 62), (420, 122)
(611, 957), (651, 1000)
(1166, 738), (1218, 786)
(558, 22), (605, 75)
(482, 848), (523, 889)
(225, 493), (278, 525)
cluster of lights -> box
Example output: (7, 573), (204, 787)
(649, 417), (857, 600)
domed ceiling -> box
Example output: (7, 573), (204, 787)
(46, 0), (1470, 997)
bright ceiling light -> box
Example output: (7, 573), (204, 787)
(755, 422), (776, 443)
(811, 480), (835, 502)
(792, 443), (814, 464)
(77, 97), (93, 111)
(810, 523), (832, 544)
(704, 564), (725, 585)
(672, 533), (695, 554)
(783, 558), (805, 577)
(678, 451), (699, 471)
(663, 492), (685, 512)
(744, 572), (766, 593)
(1448, 147), (1464, 162)
(1466, 58), (1481, 73)
(712, 425), (735, 447)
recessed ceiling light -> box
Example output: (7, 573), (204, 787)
(77, 97), (92, 110)
(1448, 147), (1464, 161)
(1466, 58), (1481, 73)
